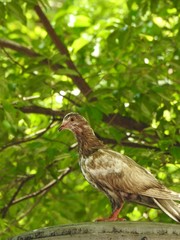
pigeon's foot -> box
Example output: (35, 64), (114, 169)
(96, 207), (126, 222)
(96, 217), (126, 222)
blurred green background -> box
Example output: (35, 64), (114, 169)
(0, 0), (179, 239)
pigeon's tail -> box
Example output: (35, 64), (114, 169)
(153, 198), (180, 223)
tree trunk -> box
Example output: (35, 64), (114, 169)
(10, 222), (180, 240)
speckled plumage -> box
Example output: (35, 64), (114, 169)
(59, 112), (180, 222)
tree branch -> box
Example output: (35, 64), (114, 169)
(0, 168), (71, 219)
(34, 4), (92, 97)
(0, 105), (157, 153)
(0, 38), (63, 71)
(2, 48), (25, 69)
(17, 105), (147, 131)
(69, 136), (160, 151)
(11, 167), (71, 205)
(0, 197), (42, 236)
(18, 105), (65, 117)
(103, 114), (147, 131)
(0, 39), (38, 57)
(15, 195), (42, 223)
(1, 175), (35, 218)
(0, 119), (55, 152)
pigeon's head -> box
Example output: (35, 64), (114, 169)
(59, 112), (104, 155)
(59, 112), (91, 135)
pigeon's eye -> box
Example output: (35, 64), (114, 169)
(70, 117), (74, 122)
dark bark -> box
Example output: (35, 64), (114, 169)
(0, 38), (63, 71)
(34, 5), (92, 97)
(18, 105), (147, 131)
(103, 114), (147, 131)
(0, 39), (38, 57)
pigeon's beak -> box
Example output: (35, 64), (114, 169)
(59, 124), (65, 131)
(58, 125), (64, 131)
(58, 120), (68, 131)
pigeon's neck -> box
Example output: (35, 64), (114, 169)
(75, 127), (104, 158)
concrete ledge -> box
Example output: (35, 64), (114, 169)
(10, 222), (180, 240)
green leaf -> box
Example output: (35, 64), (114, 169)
(72, 37), (90, 53)
(73, 15), (91, 27)
(170, 147), (180, 160)
(7, 1), (26, 24)
(57, 68), (79, 76)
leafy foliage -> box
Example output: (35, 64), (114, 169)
(0, 0), (179, 239)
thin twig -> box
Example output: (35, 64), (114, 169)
(2, 48), (25, 69)
(1, 175), (35, 218)
(0, 195), (43, 236)
(59, 92), (81, 107)
(0, 119), (55, 152)
(0, 167), (72, 221)
(16, 195), (43, 222)
(11, 167), (72, 205)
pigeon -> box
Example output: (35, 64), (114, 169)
(59, 112), (180, 222)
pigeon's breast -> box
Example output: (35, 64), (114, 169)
(79, 155), (100, 189)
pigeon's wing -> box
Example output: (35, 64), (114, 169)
(88, 148), (180, 200)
